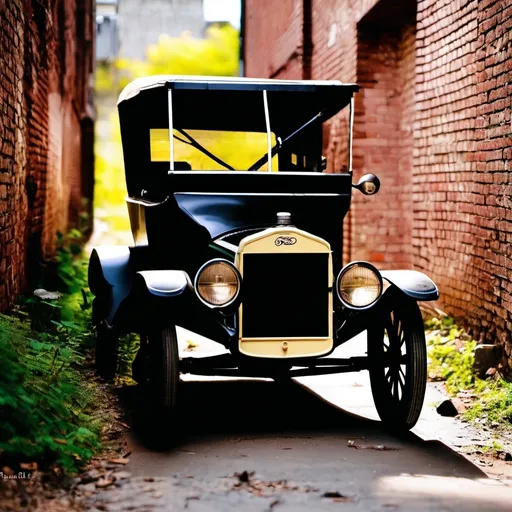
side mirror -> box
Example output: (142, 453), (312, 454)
(353, 174), (380, 195)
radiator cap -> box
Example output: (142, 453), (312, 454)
(276, 212), (292, 226)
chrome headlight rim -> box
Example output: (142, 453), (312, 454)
(336, 261), (383, 310)
(194, 258), (242, 309)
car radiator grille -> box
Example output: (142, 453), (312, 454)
(241, 253), (329, 338)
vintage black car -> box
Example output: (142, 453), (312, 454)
(88, 75), (439, 437)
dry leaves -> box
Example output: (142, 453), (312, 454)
(322, 491), (354, 503)
(95, 478), (114, 489)
(347, 440), (399, 451)
(20, 462), (38, 471)
(231, 471), (319, 497)
(107, 458), (129, 465)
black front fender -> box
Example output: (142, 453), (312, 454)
(380, 270), (439, 301)
(88, 246), (132, 326)
(336, 269), (438, 345)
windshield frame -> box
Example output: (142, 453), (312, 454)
(166, 87), (355, 175)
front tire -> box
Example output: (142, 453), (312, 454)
(139, 326), (180, 446)
(368, 289), (427, 432)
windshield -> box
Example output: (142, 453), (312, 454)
(150, 129), (279, 171)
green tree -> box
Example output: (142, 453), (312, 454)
(117, 24), (240, 85)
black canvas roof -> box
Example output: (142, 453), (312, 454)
(117, 75), (359, 132)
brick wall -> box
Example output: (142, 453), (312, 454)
(244, 0), (512, 373)
(414, 0), (512, 370)
(244, 0), (305, 79)
(0, 0), (94, 310)
(353, 4), (416, 268)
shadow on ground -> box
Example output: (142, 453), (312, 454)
(120, 378), (483, 478)
(88, 378), (512, 511)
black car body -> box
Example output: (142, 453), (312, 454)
(89, 76), (439, 437)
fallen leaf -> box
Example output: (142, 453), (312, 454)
(347, 440), (398, 451)
(323, 491), (353, 502)
(235, 470), (254, 483)
(96, 478), (114, 488)
(20, 462), (38, 471)
(108, 458), (129, 465)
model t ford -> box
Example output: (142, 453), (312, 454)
(88, 76), (439, 436)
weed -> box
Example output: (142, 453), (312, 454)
(426, 316), (512, 429)
(0, 314), (100, 473)
(0, 225), (104, 474)
(426, 317), (476, 394)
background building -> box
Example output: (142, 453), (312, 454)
(96, 0), (205, 62)
(0, 0), (95, 309)
(244, 0), (512, 373)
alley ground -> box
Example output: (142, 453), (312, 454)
(75, 330), (512, 512)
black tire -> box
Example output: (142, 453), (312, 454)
(95, 326), (118, 380)
(139, 326), (180, 446)
(368, 288), (427, 432)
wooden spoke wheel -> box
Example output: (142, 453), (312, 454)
(368, 289), (427, 432)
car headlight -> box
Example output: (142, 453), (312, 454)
(336, 262), (383, 309)
(195, 259), (241, 308)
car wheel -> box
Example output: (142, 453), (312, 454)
(367, 288), (427, 432)
(95, 326), (118, 380)
(139, 326), (180, 445)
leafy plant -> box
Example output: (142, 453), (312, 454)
(0, 314), (100, 473)
(426, 316), (476, 393)
(464, 379), (512, 425)
(426, 316), (512, 428)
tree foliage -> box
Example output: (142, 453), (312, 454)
(117, 24), (240, 87)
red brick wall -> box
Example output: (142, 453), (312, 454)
(414, 0), (512, 370)
(353, 8), (416, 268)
(244, 0), (305, 79)
(244, 0), (512, 373)
(0, 0), (94, 310)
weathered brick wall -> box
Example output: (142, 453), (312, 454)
(353, 5), (416, 268)
(414, 0), (512, 370)
(244, 0), (306, 79)
(0, 1), (27, 304)
(244, 0), (512, 372)
(0, 0), (94, 310)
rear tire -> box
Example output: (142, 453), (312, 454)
(95, 326), (118, 380)
(139, 326), (180, 447)
(368, 289), (427, 432)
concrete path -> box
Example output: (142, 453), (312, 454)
(83, 329), (512, 511)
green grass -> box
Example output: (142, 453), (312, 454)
(426, 316), (512, 429)
(464, 379), (512, 425)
